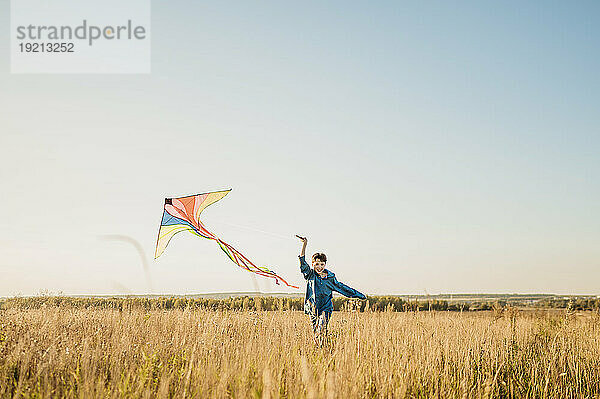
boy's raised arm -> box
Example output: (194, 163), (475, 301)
(296, 235), (307, 258)
(296, 235), (313, 280)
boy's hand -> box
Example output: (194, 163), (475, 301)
(295, 235), (307, 243)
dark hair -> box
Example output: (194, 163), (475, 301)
(312, 253), (327, 263)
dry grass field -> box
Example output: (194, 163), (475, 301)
(2, 304), (600, 398)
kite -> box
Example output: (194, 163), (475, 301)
(154, 189), (298, 289)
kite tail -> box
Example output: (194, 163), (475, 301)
(215, 238), (299, 289)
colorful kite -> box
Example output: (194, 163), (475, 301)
(154, 189), (298, 288)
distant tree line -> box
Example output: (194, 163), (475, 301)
(535, 298), (600, 311)
(0, 296), (474, 312)
(1, 295), (598, 312)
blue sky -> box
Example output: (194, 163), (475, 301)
(0, 1), (598, 296)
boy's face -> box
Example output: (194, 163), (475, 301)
(312, 259), (326, 273)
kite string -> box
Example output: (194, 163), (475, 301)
(208, 219), (291, 240)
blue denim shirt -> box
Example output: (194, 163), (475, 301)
(299, 255), (366, 316)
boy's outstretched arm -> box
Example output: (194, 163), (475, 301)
(331, 276), (366, 300)
(296, 235), (313, 280)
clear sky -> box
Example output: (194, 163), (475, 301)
(1, 1), (598, 296)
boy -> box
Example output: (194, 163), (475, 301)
(296, 235), (366, 337)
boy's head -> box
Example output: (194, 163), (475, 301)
(312, 253), (327, 273)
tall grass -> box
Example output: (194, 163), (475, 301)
(1, 305), (600, 398)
